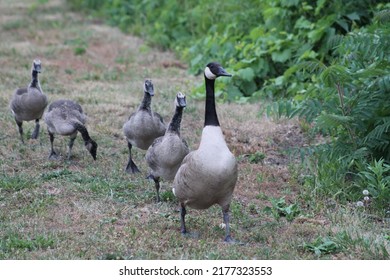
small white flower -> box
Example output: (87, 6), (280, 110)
(356, 201), (364, 207)
(364, 196), (370, 201)
(363, 190), (369, 195)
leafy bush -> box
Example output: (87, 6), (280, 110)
(283, 9), (390, 212)
(66, 0), (386, 100)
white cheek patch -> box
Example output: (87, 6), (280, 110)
(205, 67), (217, 80)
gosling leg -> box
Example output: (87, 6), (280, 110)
(31, 119), (40, 139)
(16, 119), (24, 144)
(180, 204), (187, 235)
(125, 142), (140, 173)
(48, 131), (58, 159)
(67, 134), (77, 160)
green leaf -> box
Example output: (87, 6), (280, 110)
(294, 17), (312, 29)
(237, 67), (255, 82)
(190, 54), (203, 68)
(272, 49), (291, 63)
(347, 12), (361, 21)
(336, 19), (349, 32)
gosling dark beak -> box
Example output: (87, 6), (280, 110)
(177, 97), (187, 108)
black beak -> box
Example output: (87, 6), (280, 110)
(177, 97), (187, 108)
(217, 66), (232, 77)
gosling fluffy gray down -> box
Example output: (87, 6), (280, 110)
(146, 92), (189, 202)
(123, 79), (166, 173)
(9, 59), (48, 143)
(44, 99), (97, 160)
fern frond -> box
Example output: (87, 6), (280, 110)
(375, 9), (390, 24)
(376, 75), (390, 92)
(295, 99), (324, 122)
(326, 34), (345, 51)
(316, 113), (353, 130)
(320, 65), (351, 87)
(353, 67), (387, 80)
(363, 117), (390, 144)
(284, 59), (327, 78)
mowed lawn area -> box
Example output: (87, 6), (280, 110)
(0, 0), (389, 260)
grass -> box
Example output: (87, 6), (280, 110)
(0, 0), (389, 260)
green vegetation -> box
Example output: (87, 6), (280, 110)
(0, 0), (389, 260)
(67, 0), (388, 99)
(248, 151), (266, 164)
(303, 236), (341, 257)
(264, 197), (301, 222)
(283, 10), (390, 215)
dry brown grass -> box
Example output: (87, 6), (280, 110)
(0, 0), (388, 260)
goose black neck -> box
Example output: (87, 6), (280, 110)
(74, 122), (91, 143)
(167, 106), (184, 134)
(140, 92), (152, 111)
(204, 77), (220, 127)
(29, 70), (40, 89)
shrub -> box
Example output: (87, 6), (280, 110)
(66, 0), (387, 100)
(279, 9), (390, 212)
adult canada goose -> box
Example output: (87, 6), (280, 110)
(123, 79), (166, 173)
(44, 99), (97, 160)
(9, 59), (48, 143)
(172, 62), (238, 243)
(146, 92), (189, 202)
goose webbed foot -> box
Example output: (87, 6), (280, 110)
(125, 159), (141, 174)
(126, 143), (140, 173)
(181, 231), (200, 239)
(49, 150), (60, 160)
(223, 235), (244, 245)
(224, 235), (234, 243)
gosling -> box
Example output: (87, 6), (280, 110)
(123, 79), (166, 173)
(44, 99), (97, 160)
(9, 59), (48, 143)
(146, 92), (189, 202)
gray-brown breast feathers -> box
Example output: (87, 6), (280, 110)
(10, 87), (48, 121)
